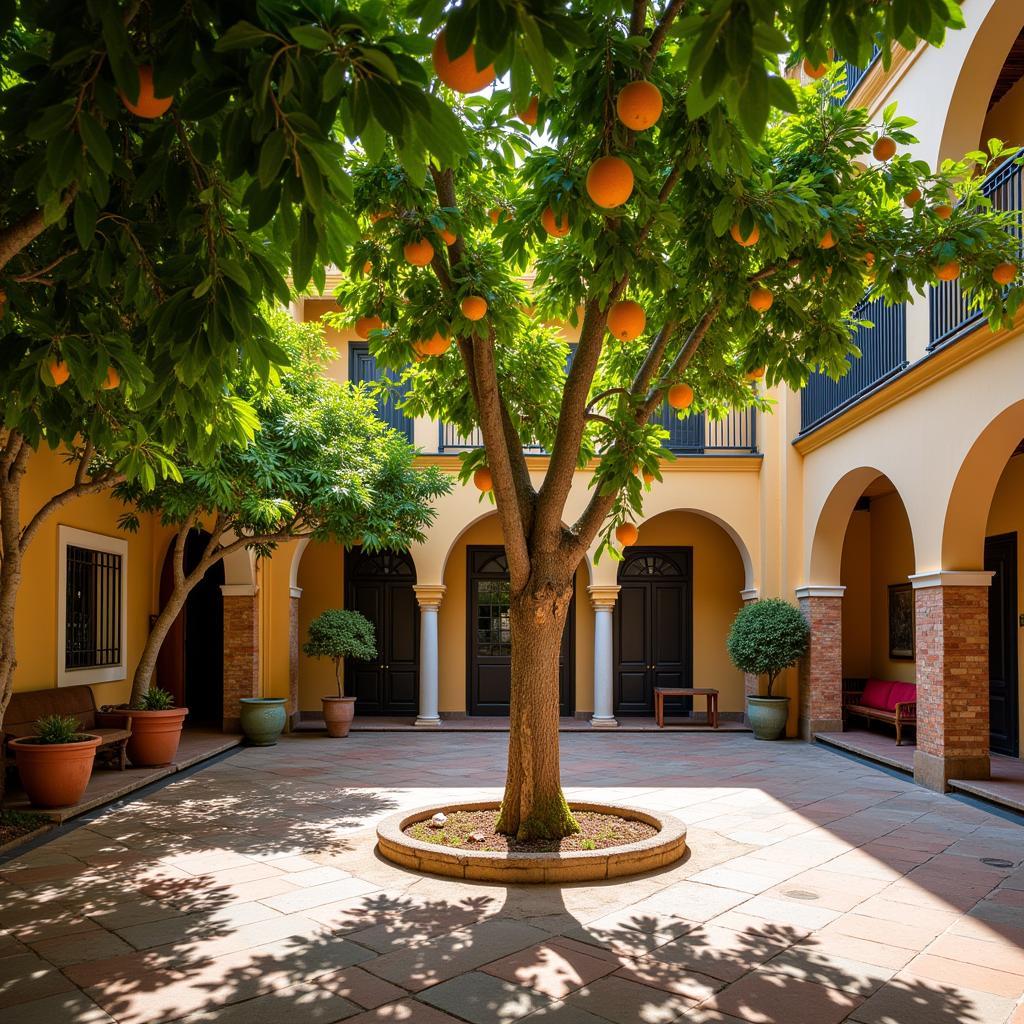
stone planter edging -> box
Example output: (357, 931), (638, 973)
(376, 800), (687, 883)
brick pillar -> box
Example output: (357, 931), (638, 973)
(910, 571), (993, 791)
(795, 586), (845, 740)
(222, 584), (260, 733)
(288, 586), (301, 730)
(740, 589), (760, 717)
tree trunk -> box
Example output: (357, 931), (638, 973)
(0, 451), (25, 801)
(129, 582), (192, 706)
(496, 570), (579, 840)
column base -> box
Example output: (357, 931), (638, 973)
(799, 717), (843, 741)
(414, 716), (442, 727)
(914, 750), (990, 792)
(590, 716), (619, 729)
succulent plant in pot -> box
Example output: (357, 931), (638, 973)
(125, 686), (189, 767)
(303, 609), (377, 737)
(727, 599), (810, 740)
(9, 714), (101, 808)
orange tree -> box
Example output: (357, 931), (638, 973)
(332, 25), (1022, 839)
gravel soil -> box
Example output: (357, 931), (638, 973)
(0, 810), (48, 849)
(404, 808), (657, 853)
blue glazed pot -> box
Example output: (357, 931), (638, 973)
(746, 696), (790, 740)
(239, 698), (288, 746)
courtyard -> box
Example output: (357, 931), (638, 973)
(2, 732), (1023, 1024)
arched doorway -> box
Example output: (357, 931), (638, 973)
(156, 531), (225, 726)
(345, 548), (419, 714)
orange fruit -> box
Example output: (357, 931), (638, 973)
(749, 286), (773, 313)
(370, 210), (392, 223)
(489, 207), (503, 225)
(101, 365), (120, 390)
(403, 237), (434, 266)
(439, 226), (457, 245)
(421, 330), (451, 356)
(461, 295), (488, 320)
(864, 251), (875, 268)
(730, 222), (759, 247)
(850, 160), (868, 176)
(615, 522), (639, 547)
(355, 314), (383, 339)
(473, 467), (493, 492)
(934, 204), (953, 220)
(586, 155), (634, 209)
(616, 80), (663, 130)
(362, 260), (372, 274)
(642, 469), (655, 485)
(119, 65), (173, 118)
(802, 58), (828, 79)
(541, 206), (570, 237)
(45, 357), (70, 387)
(819, 228), (836, 249)
(745, 367), (766, 380)
(934, 260), (960, 281)
(993, 262), (1017, 285)
(518, 96), (539, 125)
(873, 136), (897, 161)
(667, 383), (693, 410)
(431, 32), (495, 94)
(607, 300), (646, 341)
(904, 188), (922, 207)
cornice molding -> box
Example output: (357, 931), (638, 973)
(413, 454), (763, 473)
(587, 585), (621, 609)
(794, 585), (846, 599)
(413, 583), (447, 608)
(909, 570), (994, 589)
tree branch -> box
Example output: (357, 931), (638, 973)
(0, 187), (77, 273)
(74, 441), (95, 488)
(644, 0), (686, 71)
(630, 0), (649, 37)
(640, 306), (718, 420)
(19, 471), (125, 554)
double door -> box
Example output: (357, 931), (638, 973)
(614, 547), (693, 715)
(986, 533), (1019, 757)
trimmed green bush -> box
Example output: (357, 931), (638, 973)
(303, 609), (377, 698)
(33, 714), (87, 744)
(727, 599), (809, 697)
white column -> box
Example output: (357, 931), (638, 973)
(413, 585), (445, 727)
(589, 585), (620, 728)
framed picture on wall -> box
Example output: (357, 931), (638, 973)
(888, 583), (915, 660)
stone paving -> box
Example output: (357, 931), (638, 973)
(1, 732), (1023, 1023)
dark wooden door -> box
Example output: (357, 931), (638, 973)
(345, 549), (418, 714)
(467, 546), (574, 716)
(349, 343), (414, 441)
(614, 547), (693, 715)
(986, 532), (1019, 757)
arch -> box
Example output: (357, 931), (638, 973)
(942, 398), (1024, 569)
(809, 467), (888, 585)
(938, 0), (1024, 163)
(289, 536), (310, 591)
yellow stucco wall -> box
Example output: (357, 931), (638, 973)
(294, 539), (345, 709)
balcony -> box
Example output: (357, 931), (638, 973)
(840, 45), (882, 104)
(799, 293), (908, 434)
(929, 158), (1023, 350)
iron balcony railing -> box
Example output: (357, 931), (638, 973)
(800, 293), (908, 433)
(929, 158), (1024, 349)
(829, 44), (882, 107)
(438, 408), (758, 456)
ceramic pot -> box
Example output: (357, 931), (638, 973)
(239, 698), (288, 746)
(746, 696), (790, 740)
(321, 696), (356, 738)
(126, 708), (188, 767)
(11, 735), (101, 808)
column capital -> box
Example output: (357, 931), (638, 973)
(221, 583), (259, 598)
(413, 583), (446, 608)
(909, 570), (994, 590)
(289, 586), (303, 600)
(587, 584), (621, 609)
(740, 588), (759, 602)
(794, 585), (845, 600)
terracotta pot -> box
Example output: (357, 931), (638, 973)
(321, 696), (356, 738)
(11, 735), (101, 808)
(126, 707), (189, 767)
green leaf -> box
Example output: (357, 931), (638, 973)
(258, 130), (288, 189)
(215, 20), (273, 51)
(73, 193), (97, 248)
(289, 24), (335, 49)
(78, 111), (113, 174)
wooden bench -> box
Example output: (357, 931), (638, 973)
(843, 679), (917, 745)
(655, 688), (719, 729)
(3, 685), (132, 771)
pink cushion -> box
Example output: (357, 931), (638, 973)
(859, 680), (894, 711)
(887, 682), (917, 709)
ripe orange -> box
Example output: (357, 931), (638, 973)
(439, 226), (457, 245)
(586, 155), (634, 209)
(864, 251), (875, 268)
(403, 237), (435, 267)
(518, 96), (539, 125)
(473, 467), (493, 492)
(489, 207), (503, 225)
(461, 295), (488, 320)
(993, 262), (1017, 286)
(667, 383), (693, 410)
(119, 65), (173, 118)
(934, 260), (960, 281)
(370, 210), (392, 223)
(819, 229), (836, 249)
(802, 58), (827, 79)
(642, 469), (655, 485)
(421, 331), (451, 356)
(355, 314), (383, 339)
(431, 32), (495, 94)
(745, 367), (766, 380)
(615, 522), (639, 547)
(616, 80), (663, 130)
(934, 204), (953, 220)
(749, 286), (773, 313)
(541, 206), (570, 237)
(607, 300), (646, 341)
(45, 357), (70, 387)
(101, 366), (120, 390)
(873, 136), (897, 161)
(730, 222), (759, 247)
(904, 188), (922, 207)
(362, 260), (372, 274)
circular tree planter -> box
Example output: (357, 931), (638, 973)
(377, 801), (687, 883)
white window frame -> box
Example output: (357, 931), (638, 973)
(57, 525), (129, 687)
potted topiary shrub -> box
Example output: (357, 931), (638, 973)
(9, 714), (101, 808)
(303, 609), (377, 737)
(727, 599), (810, 740)
(125, 687), (188, 767)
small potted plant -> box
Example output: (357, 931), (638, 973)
(126, 687), (188, 767)
(727, 598), (810, 740)
(9, 714), (101, 808)
(302, 609), (376, 737)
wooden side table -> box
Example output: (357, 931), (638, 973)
(655, 687), (719, 728)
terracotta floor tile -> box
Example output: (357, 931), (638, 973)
(901, 953), (1024, 999)
(417, 970), (551, 1022)
(706, 970), (863, 1024)
(849, 978), (1017, 1024)
(343, 997), (467, 1022)
(481, 941), (619, 999)
(563, 974), (697, 1023)
(316, 965), (408, 1009)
